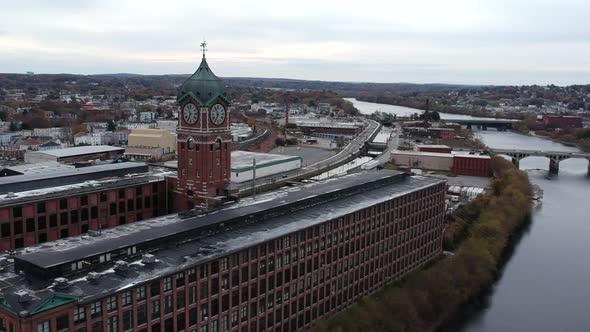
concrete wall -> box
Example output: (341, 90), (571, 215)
(391, 151), (453, 171)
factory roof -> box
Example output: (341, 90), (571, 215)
(231, 151), (302, 171)
(26, 145), (124, 159)
(0, 171), (444, 316)
(452, 151), (491, 159)
(392, 150), (454, 158)
(416, 144), (452, 150)
(0, 163), (170, 206)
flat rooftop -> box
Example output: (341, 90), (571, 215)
(164, 151), (303, 171)
(231, 151), (302, 170)
(0, 171), (444, 315)
(392, 150), (454, 158)
(0, 163), (171, 206)
(26, 145), (124, 158)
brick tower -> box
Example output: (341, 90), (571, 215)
(173, 42), (233, 210)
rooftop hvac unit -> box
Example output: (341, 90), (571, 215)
(15, 290), (31, 303)
(54, 277), (69, 290)
(87, 272), (101, 284)
(141, 254), (156, 265)
(114, 260), (129, 276)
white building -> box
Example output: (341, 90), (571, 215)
(230, 151), (302, 183)
(74, 132), (114, 146)
(156, 120), (178, 133)
(32, 127), (68, 139)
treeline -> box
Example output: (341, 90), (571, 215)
(310, 156), (533, 332)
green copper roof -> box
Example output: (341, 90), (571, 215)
(29, 294), (79, 316)
(177, 56), (229, 107)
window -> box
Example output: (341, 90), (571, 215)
(0, 223), (9, 237)
(107, 316), (118, 332)
(12, 207), (22, 218)
(163, 276), (172, 292)
(91, 207), (98, 219)
(176, 290), (185, 310)
(91, 301), (102, 318)
(122, 310), (133, 331)
(38, 216), (46, 230)
(176, 272), (185, 287)
(201, 304), (208, 320)
(137, 303), (147, 326)
(37, 320), (50, 332)
(119, 189), (125, 199)
(59, 212), (67, 226)
(152, 299), (160, 319)
(221, 257), (229, 271)
(137, 286), (146, 301)
(164, 295), (173, 314)
(74, 306), (86, 323)
(81, 195), (88, 206)
(37, 203), (46, 214)
(26, 218), (35, 233)
(107, 295), (118, 312)
(13, 220), (22, 235)
(100, 192), (107, 202)
(56, 314), (69, 331)
(122, 291), (132, 307)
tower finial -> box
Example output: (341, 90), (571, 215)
(200, 39), (208, 59)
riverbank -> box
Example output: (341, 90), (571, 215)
(355, 95), (520, 120)
(309, 156), (533, 332)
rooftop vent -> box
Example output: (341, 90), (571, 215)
(114, 260), (129, 276)
(87, 230), (102, 237)
(141, 254), (156, 265)
(54, 277), (69, 290)
(15, 290), (31, 303)
(87, 272), (101, 284)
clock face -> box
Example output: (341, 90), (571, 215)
(210, 104), (226, 126)
(183, 103), (198, 125)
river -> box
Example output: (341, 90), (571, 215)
(348, 99), (590, 332)
(345, 98), (496, 121)
(460, 130), (590, 332)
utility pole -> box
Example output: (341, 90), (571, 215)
(252, 157), (257, 200)
(284, 95), (290, 140)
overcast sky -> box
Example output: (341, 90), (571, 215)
(1, 0), (589, 85)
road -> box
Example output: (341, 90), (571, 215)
(362, 124), (401, 170)
(237, 118), (381, 195)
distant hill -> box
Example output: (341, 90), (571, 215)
(0, 72), (481, 97)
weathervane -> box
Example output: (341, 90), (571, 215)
(200, 39), (208, 58)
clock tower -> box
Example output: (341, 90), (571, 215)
(173, 42), (233, 210)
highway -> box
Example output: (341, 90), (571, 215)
(362, 124), (401, 170)
(238, 118), (381, 196)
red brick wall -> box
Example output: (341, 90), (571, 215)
(452, 156), (491, 177)
(0, 180), (166, 252)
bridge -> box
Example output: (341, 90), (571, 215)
(449, 118), (520, 131)
(490, 149), (590, 175)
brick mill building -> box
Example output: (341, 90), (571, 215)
(0, 163), (168, 251)
(0, 171), (446, 332)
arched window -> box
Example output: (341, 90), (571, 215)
(187, 137), (195, 150)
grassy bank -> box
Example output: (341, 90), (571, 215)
(310, 156), (533, 332)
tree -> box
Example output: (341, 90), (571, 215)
(9, 121), (18, 131)
(107, 120), (117, 132)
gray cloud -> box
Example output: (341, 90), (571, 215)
(0, 0), (589, 85)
